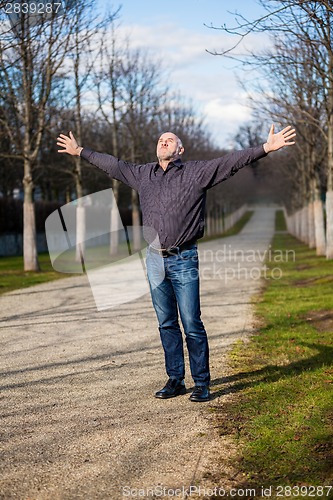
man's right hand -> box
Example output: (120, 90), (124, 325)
(57, 131), (83, 156)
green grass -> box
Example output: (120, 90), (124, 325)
(0, 234), (151, 294)
(0, 240), (137, 295)
(211, 215), (333, 498)
(275, 209), (287, 231)
(0, 252), (72, 295)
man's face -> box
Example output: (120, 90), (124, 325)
(156, 132), (182, 162)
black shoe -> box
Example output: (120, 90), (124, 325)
(189, 386), (210, 402)
(155, 378), (186, 399)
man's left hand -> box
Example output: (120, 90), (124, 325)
(263, 124), (296, 153)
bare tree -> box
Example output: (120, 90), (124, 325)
(119, 47), (166, 251)
(208, 0), (333, 257)
(66, 4), (118, 262)
(94, 27), (128, 255)
(0, 3), (77, 270)
(83, 26), (223, 251)
(95, 35), (168, 252)
(0, 1), (119, 269)
(253, 37), (327, 253)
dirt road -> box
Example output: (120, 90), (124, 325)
(0, 207), (276, 499)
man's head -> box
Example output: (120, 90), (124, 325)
(156, 132), (184, 163)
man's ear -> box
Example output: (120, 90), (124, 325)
(178, 146), (185, 156)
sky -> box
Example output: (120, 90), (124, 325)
(105, 0), (270, 149)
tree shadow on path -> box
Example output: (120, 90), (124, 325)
(210, 342), (333, 399)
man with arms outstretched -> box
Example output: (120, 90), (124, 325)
(57, 125), (296, 402)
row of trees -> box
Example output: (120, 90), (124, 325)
(0, 1), (223, 269)
(3, 0), (310, 269)
(211, 0), (333, 258)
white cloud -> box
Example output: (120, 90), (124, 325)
(202, 99), (252, 149)
(204, 98), (249, 121)
(115, 22), (269, 147)
(117, 22), (237, 69)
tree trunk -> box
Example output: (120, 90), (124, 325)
(23, 165), (39, 271)
(217, 205), (222, 233)
(289, 212), (294, 236)
(132, 189), (141, 251)
(206, 208), (212, 236)
(326, 191), (333, 259)
(129, 144), (141, 251)
(110, 119), (120, 255)
(326, 115), (333, 258)
(313, 199), (326, 256)
(289, 212), (296, 237)
(74, 157), (85, 263)
(326, 47), (333, 258)
(308, 201), (316, 249)
(295, 209), (301, 240)
(301, 205), (309, 244)
(212, 206), (216, 235)
(76, 204), (86, 264)
(110, 179), (120, 256)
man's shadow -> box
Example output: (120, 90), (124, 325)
(210, 342), (333, 399)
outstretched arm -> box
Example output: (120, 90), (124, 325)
(56, 131), (140, 191)
(196, 123), (296, 190)
(57, 131), (83, 156)
(263, 124), (296, 153)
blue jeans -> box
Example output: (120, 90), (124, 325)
(146, 245), (210, 386)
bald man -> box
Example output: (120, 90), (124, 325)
(57, 125), (296, 402)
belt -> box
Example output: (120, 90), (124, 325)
(149, 239), (197, 258)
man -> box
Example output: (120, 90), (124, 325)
(57, 124), (296, 402)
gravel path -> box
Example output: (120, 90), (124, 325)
(0, 207), (276, 499)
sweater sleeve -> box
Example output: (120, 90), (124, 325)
(196, 145), (267, 190)
(81, 148), (140, 191)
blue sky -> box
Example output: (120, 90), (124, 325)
(102, 1), (270, 149)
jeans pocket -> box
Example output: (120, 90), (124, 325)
(180, 247), (198, 261)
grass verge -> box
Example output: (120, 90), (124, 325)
(211, 211), (333, 498)
(0, 252), (71, 295)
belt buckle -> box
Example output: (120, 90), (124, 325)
(165, 247), (179, 257)
(160, 248), (175, 257)
(150, 247), (168, 257)
(150, 246), (178, 257)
